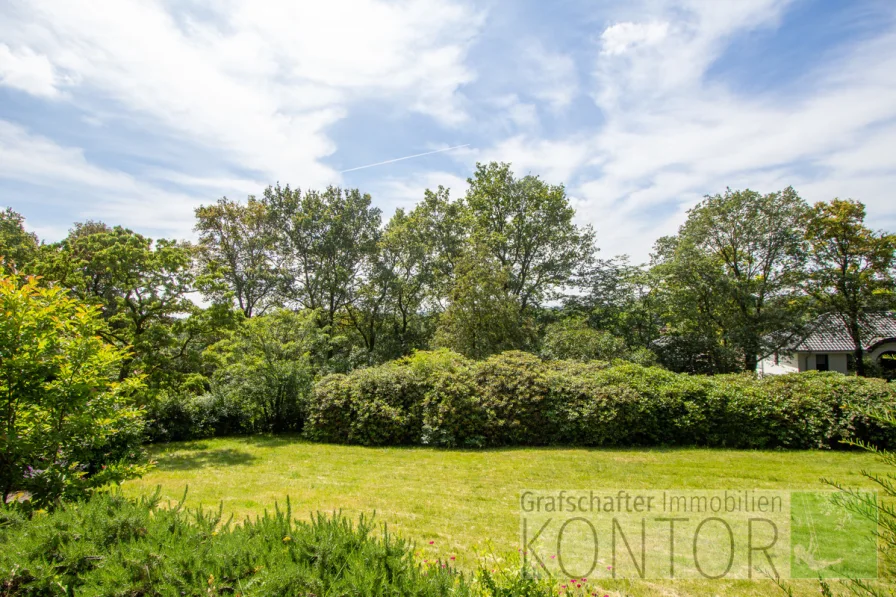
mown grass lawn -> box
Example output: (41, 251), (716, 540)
(124, 436), (891, 596)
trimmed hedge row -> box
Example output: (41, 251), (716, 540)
(305, 350), (896, 449)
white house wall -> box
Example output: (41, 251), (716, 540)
(758, 353), (800, 375)
(759, 352), (850, 375)
(870, 341), (896, 361)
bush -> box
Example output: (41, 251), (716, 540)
(541, 317), (627, 361)
(144, 391), (252, 443)
(474, 351), (554, 445)
(0, 491), (478, 597)
(304, 350), (896, 449)
(306, 363), (424, 445)
(541, 317), (658, 366)
(0, 270), (148, 508)
(412, 350), (484, 448)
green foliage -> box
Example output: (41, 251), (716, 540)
(194, 196), (282, 317)
(805, 198), (896, 376)
(435, 249), (536, 359)
(0, 490), (478, 597)
(465, 162), (595, 310)
(144, 391), (251, 443)
(574, 256), (663, 348)
(306, 350), (896, 449)
(541, 316), (643, 362)
(346, 207), (435, 364)
(305, 362), (424, 446)
(651, 332), (743, 374)
(0, 269), (147, 507)
(206, 309), (327, 433)
(653, 187), (810, 371)
(34, 223), (199, 392)
(0, 208), (39, 272)
(266, 184), (382, 327)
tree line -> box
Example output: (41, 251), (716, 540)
(2, 161), (895, 401)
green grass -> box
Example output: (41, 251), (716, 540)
(124, 436), (891, 596)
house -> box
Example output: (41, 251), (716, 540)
(758, 312), (896, 375)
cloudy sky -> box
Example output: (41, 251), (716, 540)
(2, 0), (895, 262)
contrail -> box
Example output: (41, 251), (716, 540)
(340, 144), (470, 173)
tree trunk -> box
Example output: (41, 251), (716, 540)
(850, 317), (866, 376)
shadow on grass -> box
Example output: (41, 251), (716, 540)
(237, 434), (306, 449)
(155, 448), (259, 471)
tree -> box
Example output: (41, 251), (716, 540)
(434, 249), (535, 359)
(0, 268), (147, 507)
(205, 309), (327, 432)
(651, 234), (741, 369)
(465, 162), (595, 311)
(804, 199), (896, 376)
(35, 224), (197, 389)
(266, 185), (381, 329)
(0, 208), (39, 271)
(346, 208), (433, 363)
(195, 197), (282, 317)
(655, 187), (809, 371)
(541, 316), (627, 361)
(410, 186), (469, 310)
(575, 256), (663, 349)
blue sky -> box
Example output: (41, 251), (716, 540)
(2, 0), (896, 262)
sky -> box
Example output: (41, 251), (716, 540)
(2, 0), (895, 263)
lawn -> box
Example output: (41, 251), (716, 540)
(124, 436), (891, 596)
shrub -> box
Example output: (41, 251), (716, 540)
(0, 491), (478, 597)
(0, 270), (148, 508)
(306, 363), (424, 445)
(304, 350), (896, 449)
(206, 309), (325, 433)
(541, 317), (659, 366)
(473, 351), (554, 445)
(405, 350), (483, 448)
(144, 391), (252, 443)
(541, 317), (627, 361)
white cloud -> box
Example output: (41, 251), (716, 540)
(0, 120), (205, 238)
(487, 0), (896, 262)
(369, 170), (469, 214)
(600, 21), (669, 56)
(489, 94), (540, 131)
(458, 135), (594, 185)
(0, 44), (62, 97)
(2, 0), (896, 261)
(0, 0), (482, 188)
(521, 42), (578, 110)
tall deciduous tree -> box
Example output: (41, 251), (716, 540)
(35, 223), (197, 388)
(347, 208), (433, 363)
(194, 197), (281, 317)
(206, 309), (326, 433)
(266, 184), (381, 329)
(656, 187), (809, 371)
(577, 256), (663, 349)
(465, 162), (595, 311)
(805, 199), (896, 376)
(410, 186), (469, 309)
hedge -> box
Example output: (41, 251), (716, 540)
(305, 350), (896, 449)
